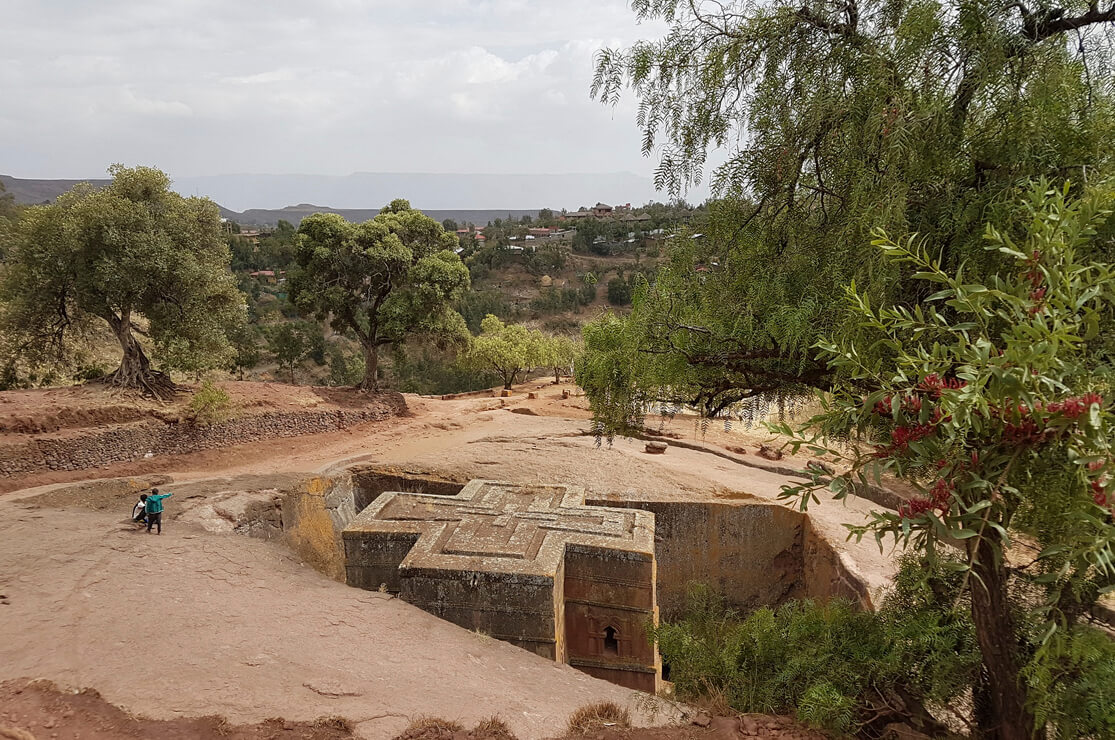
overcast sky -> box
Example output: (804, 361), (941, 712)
(1, 0), (686, 191)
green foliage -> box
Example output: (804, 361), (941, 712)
(229, 220), (298, 272)
(606, 277), (632, 306)
(327, 344), (365, 387)
(1025, 625), (1115, 738)
(0, 165), (245, 392)
(289, 199), (471, 390)
(540, 334), (581, 383)
(777, 182), (1115, 735)
(266, 323), (311, 384)
(389, 344), (499, 395)
(225, 322), (262, 380)
(530, 286), (594, 315)
(523, 244), (567, 276)
(462, 315), (545, 390)
(456, 289), (518, 333)
(187, 380), (232, 425)
(657, 563), (979, 735)
(582, 0), (1115, 430)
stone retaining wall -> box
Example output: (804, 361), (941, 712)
(586, 497), (872, 618)
(0, 395), (406, 478)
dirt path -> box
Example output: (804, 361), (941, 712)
(0, 505), (672, 739)
(0, 380), (901, 739)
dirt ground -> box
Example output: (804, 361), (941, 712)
(0, 680), (831, 740)
(0, 379), (900, 739)
(0, 679), (356, 739)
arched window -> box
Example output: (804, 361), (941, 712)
(603, 626), (619, 655)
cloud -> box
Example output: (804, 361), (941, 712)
(0, 0), (710, 203)
(116, 88), (193, 117)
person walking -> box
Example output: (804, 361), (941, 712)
(145, 488), (173, 535)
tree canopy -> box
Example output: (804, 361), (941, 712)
(779, 181), (1115, 738)
(583, 0), (1115, 424)
(463, 315), (545, 390)
(0, 165), (244, 394)
(289, 199), (470, 390)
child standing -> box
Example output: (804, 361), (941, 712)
(145, 488), (174, 535)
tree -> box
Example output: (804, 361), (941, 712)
(582, 0), (1115, 425)
(288, 199), (471, 390)
(606, 277), (632, 306)
(266, 323), (309, 384)
(0, 165), (244, 395)
(327, 344), (365, 387)
(441, 218), (458, 232)
(463, 315), (544, 390)
(776, 183), (1115, 738)
(542, 334), (581, 383)
(226, 322), (262, 381)
(0, 182), (20, 262)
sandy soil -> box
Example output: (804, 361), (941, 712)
(0, 380), (901, 739)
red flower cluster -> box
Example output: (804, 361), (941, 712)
(898, 479), (953, 519)
(898, 497), (936, 519)
(1003, 414), (1045, 444)
(1047, 393), (1104, 420)
(918, 374), (966, 399)
(1092, 478), (1110, 506)
(993, 393), (1105, 445)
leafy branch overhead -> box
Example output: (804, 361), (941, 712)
(775, 181), (1115, 737)
(580, 0), (1115, 435)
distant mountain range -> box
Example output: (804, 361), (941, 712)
(1, 171), (659, 226)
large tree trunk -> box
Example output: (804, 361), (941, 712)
(969, 536), (1034, 739)
(359, 341), (379, 391)
(104, 310), (174, 397)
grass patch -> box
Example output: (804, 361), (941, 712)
(567, 703), (631, 736)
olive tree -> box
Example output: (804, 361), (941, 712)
(0, 165), (244, 395)
(289, 200), (470, 390)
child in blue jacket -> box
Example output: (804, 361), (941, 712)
(145, 489), (173, 534)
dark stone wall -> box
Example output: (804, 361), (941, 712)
(0, 396), (406, 478)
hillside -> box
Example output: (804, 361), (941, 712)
(1, 170), (658, 220)
(1, 175), (543, 226)
(227, 203), (541, 227)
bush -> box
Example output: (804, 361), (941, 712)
(655, 560), (980, 736)
(187, 380), (232, 425)
(327, 345), (364, 387)
(606, 277), (631, 305)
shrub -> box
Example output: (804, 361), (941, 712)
(606, 277), (632, 305)
(398, 717), (465, 740)
(655, 561), (979, 736)
(187, 380), (232, 425)
(471, 717), (516, 740)
(327, 345), (364, 387)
